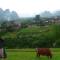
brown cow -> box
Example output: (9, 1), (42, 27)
(36, 48), (52, 59)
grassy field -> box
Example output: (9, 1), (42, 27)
(4, 48), (60, 60)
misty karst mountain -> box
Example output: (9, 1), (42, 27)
(0, 8), (60, 22)
(0, 8), (19, 21)
(53, 11), (60, 17)
(40, 11), (60, 18)
(40, 11), (53, 18)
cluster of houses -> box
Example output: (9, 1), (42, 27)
(0, 16), (60, 32)
(44, 16), (60, 24)
(0, 20), (21, 32)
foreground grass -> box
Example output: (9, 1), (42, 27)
(5, 48), (60, 60)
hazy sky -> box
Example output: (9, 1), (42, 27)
(0, 0), (60, 17)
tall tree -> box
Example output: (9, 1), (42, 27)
(34, 15), (41, 25)
(34, 15), (44, 26)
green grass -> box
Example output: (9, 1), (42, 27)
(5, 48), (60, 60)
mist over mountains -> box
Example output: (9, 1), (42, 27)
(0, 8), (60, 21)
(40, 11), (60, 18)
(0, 8), (19, 21)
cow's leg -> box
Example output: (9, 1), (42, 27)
(47, 54), (52, 59)
(47, 55), (52, 59)
(50, 55), (52, 59)
(37, 53), (40, 57)
(36, 53), (39, 57)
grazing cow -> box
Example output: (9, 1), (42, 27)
(36, 48), (52, 59)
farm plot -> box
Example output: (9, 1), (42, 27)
(5, 48), (60, 60)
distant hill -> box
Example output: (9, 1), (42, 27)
(0, 8), (20, 21)
(40, 11), (53, 18)
(40, 10), (60, 18)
